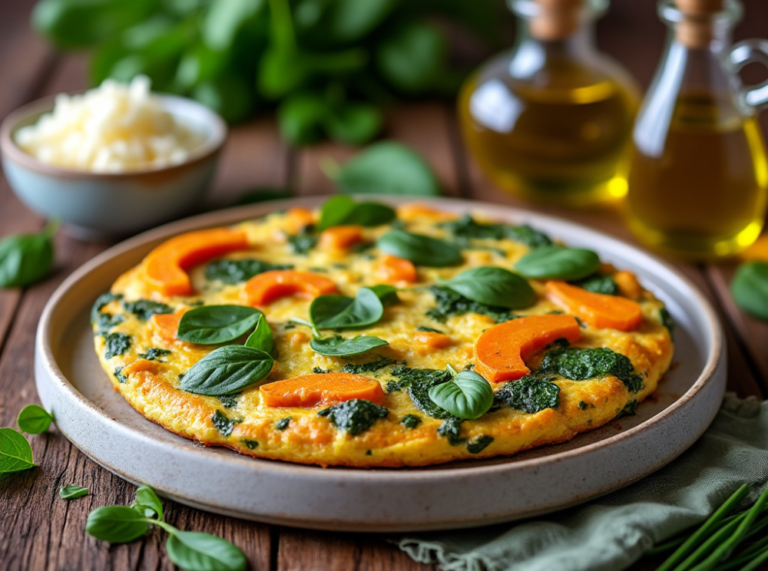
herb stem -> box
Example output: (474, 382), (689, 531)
(736, 544), (768, 571)
(289, 317), (320, 338)
(672, 512), (748, 571)
(658, 484), (749, 571)
(151, 519), (178, 535)
(714, 534), (768, 571)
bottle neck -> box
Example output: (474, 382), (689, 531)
(513, 14), (597, 62)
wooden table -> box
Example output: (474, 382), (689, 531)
(2, 1), (768, 569)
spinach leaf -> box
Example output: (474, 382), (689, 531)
(287, 226), (318, 254)
(439, 267), (536, 309)
(617, 399), (638, 419)
(426, 286), (518, 323)
(539, 344), (644, 393)
(494, 376), (560, 413)
(178, 346), (274, 396)
(437, 417), (464, 445)
(104, 333), (131, 359)
(211, 410), (238, 437)
(135, 485), (163, 521)
(122, 299), (174, 321)
(85, 506), (149, 543)
(244, 314), (275, 356)
(0, 428), (35, 473)
(318, 399), (388, 435)
(310, 287), (385, 329)
(514, 246), (600, 281)
(0, 220), (57, 288)
(427, 370), (494, 420)
(316, 196), (395, 231)
(731, 261), (768, 321)
(91, 292), (123, 323)
(377, 229), (462, 267)
(341, 357), (397, 374)
(416, 326), (442, 333)
(218, 394), (240, 409)
(467, 435), (494, 454)
(16, 404), (53, 434)
(59, 485), (89, 500)
(440, 215), (552, 248)
(205, 259), (292, 284)
(659, 307), (675, 334)
(138, 348), (171, 361)
(166, 530), (248, 571)
(177, 305), (262, 345)
(389, 366), (454, 419)
(310, 335), (388, 357)
(332, 142), (441, 196)
(95, 312), (124, 335)
(276, 417), (291, 430)
(400, 414), (422, 429)
(505, 225), (553, 249)
(572, 274), (618, 295)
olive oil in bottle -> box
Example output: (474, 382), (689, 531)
(458, 0), (640, 206)
(626, 0), (768, 259)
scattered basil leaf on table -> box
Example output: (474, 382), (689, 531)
(316, 196), (395, 231)
(166, 530), (248, 571)
(0, 428), (35, 473)
(329, 142), (441, 196)
(17, 404), (53, 434)
(59, 485), (89, 500)
(310, 335), (389, 357)
(439, 266), (536, 309)
(377, 229), (462, 267)
(177, 305), (263, 344)
(427, 370), (493, 420)
(310, 287), (387, 329)
(86, 506), (149, 543)
(135, 485), (164, 521)
(731, 261), (768, 321)
(244, 314), (275, 357)
(514, 245), (600, 281)
(178, 346), (274, 396)
(0, 220), (57, 288)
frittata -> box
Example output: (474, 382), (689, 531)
(92, 200), (674, 467)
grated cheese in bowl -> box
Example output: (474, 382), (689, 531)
(14, 76), (206, 173)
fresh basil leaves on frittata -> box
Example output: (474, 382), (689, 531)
(318, 399), (389, 435)
(426, 286), (518, 323)
(178, 346), (274, 396)
(377, 229), (462, 267)
(316, 196), (396, 231)
(439, 266), (536, 309)
(515, 246), (600, 281)
(122, 299), (174, 321)
(310, 335), (389, 357)
(427, 370), (494, 420)
(177, 305), (263, 345)
(539, 342), (644, 393)
(244, 314), (275, 356)
(389, 366), (455, 419)
(204, 259), (292, 284)
(494, 376), (560, 413)
(310, 286), (392, 330)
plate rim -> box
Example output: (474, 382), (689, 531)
(36, 195), (724, 482)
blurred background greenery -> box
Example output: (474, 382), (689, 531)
(32, 0), (507, 145)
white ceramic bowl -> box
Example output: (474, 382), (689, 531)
(1, 93), (227, 239)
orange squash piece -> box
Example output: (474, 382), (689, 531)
(143, 228), (250, 296)
(474, 314), (581, 383)
(242, 270), (337, 307)
(260, 373), (386, 407)
(413, 331), (452, 354)
(396, 203), (458, 222)
(149, 311), (184, 343)
(379, 255), (417, 283)
(318, 225), (363, 250)
(287, 207), (316, 233)
(545, 280), (643, 331)
(613, 271), (643, 300)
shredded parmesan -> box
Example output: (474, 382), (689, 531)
(15, 76), (205, 173)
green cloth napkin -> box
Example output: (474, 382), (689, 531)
(397, 394), (768, 571)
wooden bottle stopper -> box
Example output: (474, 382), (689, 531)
(530, 0), (586, 41)
(675, 0), (726, 48)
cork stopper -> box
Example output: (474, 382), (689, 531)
(675, 0), (726, 48)
(530, 0), (586, 41)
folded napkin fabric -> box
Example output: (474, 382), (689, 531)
(398, 395), (768, 571)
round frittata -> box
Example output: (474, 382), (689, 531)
(92, 202), (674, 467)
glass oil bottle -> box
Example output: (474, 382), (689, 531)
(458, 0), (640, 206)
(626, 0), (768, 260)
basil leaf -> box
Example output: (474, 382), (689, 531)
(325, 103), (383, 145)
(332, 142), (441, 196)
(514, 246), (600, 281)
(368, 283), (399, 306)
(310, 287), (384, 330)
(16, 404), (53, 434)
(310, 335), (388, 357)
(177, 305), (262, 345)
(166, 530), (247, 571)
(731, 261), (768, 321)
(244, 314), (275, 356)
(376, 21), (447, 94)
(135, 485), (163, 521)
(440, 267), (536, 309)
(0, 220), (57, 288)
(178, 346), (274, 396)
(317, 196), (395, 231)
(86, 506), (149, 543)
(0, 428), (35, 473)
(427, 371), (493, 420)
(377, 229), (462, 267)
(59, 485), (89, 500)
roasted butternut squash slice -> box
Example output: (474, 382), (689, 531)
(318, 225), (364, 250)
(546, 280), (643, 331)
(242, 270), (337, 307)
(379, 254), (417, 283)
(260, 373), (385, 407)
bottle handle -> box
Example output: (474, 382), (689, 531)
(731, 39), (768, 112)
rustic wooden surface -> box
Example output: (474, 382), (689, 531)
(1, 1), (768, 570)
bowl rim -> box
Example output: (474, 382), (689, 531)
(0, 91), (228, 180)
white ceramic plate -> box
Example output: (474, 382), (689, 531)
(35, 197), (726, 532)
